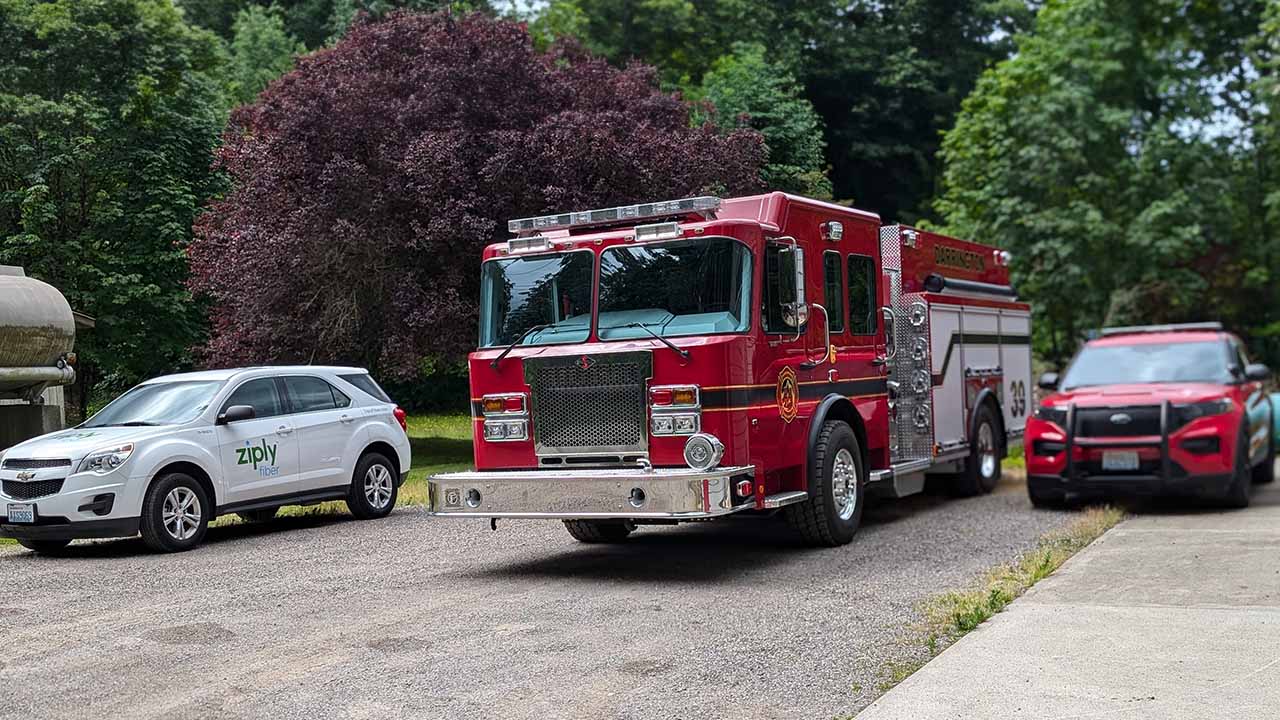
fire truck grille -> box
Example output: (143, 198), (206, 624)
(1075, 406), (1162, 438)
(525, 351), (652, 457)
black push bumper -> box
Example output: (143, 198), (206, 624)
(1030, 472), (1233, 502)
(0, 516), (140, 542)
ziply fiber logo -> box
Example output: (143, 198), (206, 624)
(236, 439), (278, 469)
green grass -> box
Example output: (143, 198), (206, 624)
(1003, 442), (1026, 471)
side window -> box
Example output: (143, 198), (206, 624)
(332, 385), (351, 409)
(847, 254), (877, 335)
(339, 373), (391, 402)
(221, 378), (284, 418)
(823, 251), (845, 333)
(763, 244), (801, 333)
(284, 376), (340, 413)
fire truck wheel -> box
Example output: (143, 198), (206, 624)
(786, 420), (864, 547)
(562, 520), (635, 543)
(953, 403), (1002, 497)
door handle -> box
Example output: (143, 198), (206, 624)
(275, 425), (293, 436)
(339, 414), (354, 424)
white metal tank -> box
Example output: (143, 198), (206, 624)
(0, 266), (76, 399)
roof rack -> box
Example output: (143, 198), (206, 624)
(1098, 322), (1224, 338)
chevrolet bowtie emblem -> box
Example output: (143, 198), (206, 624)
(15, 471), (36, 481)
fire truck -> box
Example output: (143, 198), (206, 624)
(428, 193), (1032, 546)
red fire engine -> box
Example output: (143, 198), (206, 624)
(428, 193), (1033, 546)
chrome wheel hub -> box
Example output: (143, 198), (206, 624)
(978, 422), (997, 478)
(831, 448), (859, 521)
(364, 464), (393, 509)
(162, 487), (202, 541)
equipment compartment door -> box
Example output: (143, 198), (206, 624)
(879, 226), (935, 465)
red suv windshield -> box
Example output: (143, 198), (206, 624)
(1061, 340), (1231, 389)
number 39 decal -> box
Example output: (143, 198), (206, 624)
(1009, 380), (1027, 418)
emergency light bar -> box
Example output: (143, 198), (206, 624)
(1098, 322), (1224, 337)
(508, 196), (721, 236)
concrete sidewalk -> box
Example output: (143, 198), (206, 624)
(858, 481), (1280, 720)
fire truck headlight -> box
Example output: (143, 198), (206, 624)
(651, 416), (675, 435)
(483, 419), (527, 442)
(683, 433), (724, 471)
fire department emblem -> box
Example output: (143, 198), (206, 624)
(777, 367), (799, 424)
(576, 355), (594, 371)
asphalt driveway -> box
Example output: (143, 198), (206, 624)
(1, 476), (1070, 720)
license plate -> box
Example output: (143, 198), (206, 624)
(1102, 451), (1140, 472)
(6, 503), (35, 524)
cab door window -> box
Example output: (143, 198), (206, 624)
(283, 376), (344, 413)
(847, 254), (877, 335)
(763, 243), (803, 333)
(221, 378), (284, 418)
(823, 251), (846, 333)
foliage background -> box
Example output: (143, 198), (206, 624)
(1, 0), (1277, 408)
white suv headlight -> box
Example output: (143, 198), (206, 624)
(76, 443), (135, 475)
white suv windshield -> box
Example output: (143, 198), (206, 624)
(1061, 341), (1232, 389)
(83, 380), (225, 428)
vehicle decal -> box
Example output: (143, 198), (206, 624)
(235, 439), (280, 476)
(777, 367), (799, 423)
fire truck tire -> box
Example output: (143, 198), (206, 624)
(786, 420), (864, 547)
(1223, 426), (1252, 509)
(562, 520), (635, 543)
(952, 403), (1002, 497)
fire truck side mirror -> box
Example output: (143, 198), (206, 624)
(1038, 372), (1060, 391)
(780, 245), (808, 328)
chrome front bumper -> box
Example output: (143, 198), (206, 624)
(427, 465), (756, 519)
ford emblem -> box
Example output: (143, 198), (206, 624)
(1110, 413), (1132, 425)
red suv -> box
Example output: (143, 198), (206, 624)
(1026, 323), (1274, 508)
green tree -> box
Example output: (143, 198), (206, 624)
(0, 0), (226, 390)
(937, 0), (1270, 364)
(226, 4), (305, 105)
(695, 43), (831, 198)
(326, 0), (490, 41)
(531, 0), (1032, 219)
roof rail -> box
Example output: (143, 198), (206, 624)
(1098, 321), (1224, 338)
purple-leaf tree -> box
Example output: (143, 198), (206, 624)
(190, 11), (765, 379)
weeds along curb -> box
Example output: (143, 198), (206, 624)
(879, 506), (1126, 693)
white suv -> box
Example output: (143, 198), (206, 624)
(0, 366), (411, 554)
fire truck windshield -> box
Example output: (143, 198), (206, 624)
(479, 250), (593, 347)
(597, 237), (752, 340)
(1061, 340), (1232, 389)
